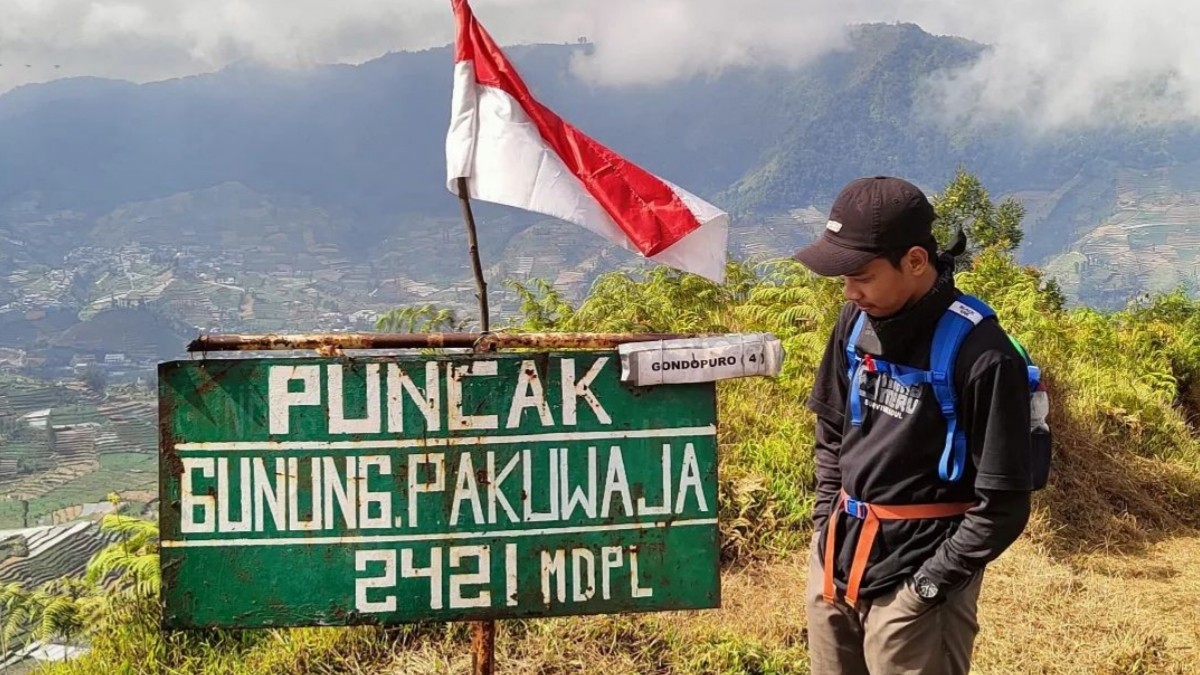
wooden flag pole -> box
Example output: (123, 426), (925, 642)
(457, 175), (497, 673)
(470, 619), (497, 675)
(456, 176), (491, 333)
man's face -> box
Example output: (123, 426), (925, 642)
(840, 252), (927, 318)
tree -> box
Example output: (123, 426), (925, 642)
(930, 166), (1025, 256)
(1041, 277), (1068, 312)
(80, 366), (108, 395)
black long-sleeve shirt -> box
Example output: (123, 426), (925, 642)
(807, 265), (1034, 598)
(812, 417), (1031, 590)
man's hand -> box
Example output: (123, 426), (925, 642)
(909, 573), (944, 605)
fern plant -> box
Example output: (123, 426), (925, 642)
(375, 304), (472, 333)
(85, 515), (160, 597)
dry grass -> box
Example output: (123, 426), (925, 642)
(367, 534), (1200, 675)
(1022, 385), (1200, 560)
(370, 557), (811, 674)
(974, 535), (1200, 674)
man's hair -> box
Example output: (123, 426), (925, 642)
(881, 238), (939, 270)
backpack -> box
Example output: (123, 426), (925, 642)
(844, 294), (1052, 490)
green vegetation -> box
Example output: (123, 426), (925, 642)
(0, 454), (157, 528)
(21, 467), (156, 524)
(1, 438), (52, 469)
(48, 406), (103, 428)
(97, 453), (156, 474)
(374, 304), (472, 333)
(0, 377), (77, 414)
(0, 501), (25, 529)
(79, 368), (108, 396)
(7, 171), (1200, 673)
(931, 166), (1026, 255)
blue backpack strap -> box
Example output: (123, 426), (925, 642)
(846, 311), (938, 427)
(873, 361), (935, 388)
(846, 311), (868, 427)
(929, 294), (996, 482)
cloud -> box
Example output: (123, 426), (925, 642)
(563, 0), (859, 87)
(566, 0), (1200, 130)
(1, 0), (1199, 130)
(903, 0), (1200, 130)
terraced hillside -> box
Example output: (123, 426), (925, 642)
(1044, 165), (1200, 307)
(0, 520), (124, 669)
(0, 377), (77, 483)
(0, 382), (157, 528)
(0, 521), (121, 589)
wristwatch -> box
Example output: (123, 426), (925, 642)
(913, 574), (941, 601)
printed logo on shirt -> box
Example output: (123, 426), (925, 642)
(858, 371), (923, 420)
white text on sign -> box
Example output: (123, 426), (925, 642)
(353, 544), (654, 613)
(266, 359), (611, 436)
(179, 443), (709, 534)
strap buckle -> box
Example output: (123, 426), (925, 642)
(843, 497), (868, 520)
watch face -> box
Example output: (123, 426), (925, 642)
(916, 577), (939, 599)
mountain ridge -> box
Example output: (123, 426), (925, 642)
(1, 23), (1199, 308)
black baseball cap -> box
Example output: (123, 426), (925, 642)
(792, 176), (937, 277)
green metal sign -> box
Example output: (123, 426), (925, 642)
(158, 352), (719, 629)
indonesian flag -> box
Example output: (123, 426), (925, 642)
(445, 0), (730, 284)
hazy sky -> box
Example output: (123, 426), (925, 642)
(2, 0), (1199, 130)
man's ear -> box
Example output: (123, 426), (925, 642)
(906, 246), (930, 275)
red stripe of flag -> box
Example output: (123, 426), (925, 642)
(452, 0), (701, 257)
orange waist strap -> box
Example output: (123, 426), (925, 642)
(822, 490), (973, 607)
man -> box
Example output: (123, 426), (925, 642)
(792, 176), (1034, 675)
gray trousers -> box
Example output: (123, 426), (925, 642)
(805, 534), (984, 675)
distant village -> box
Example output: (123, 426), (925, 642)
(0, 240), (494, 386)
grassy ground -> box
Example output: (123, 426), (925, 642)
(318, 535), (1200, 674)
(131, 534), (1193, 675)
(974, 535), (1200, 674)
